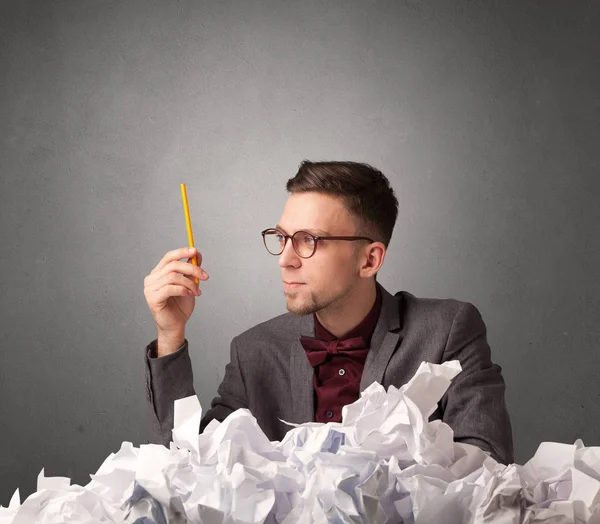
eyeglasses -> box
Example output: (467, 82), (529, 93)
(261, 228), (374, 259)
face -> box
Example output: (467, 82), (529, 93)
(275, 192), (370, 316)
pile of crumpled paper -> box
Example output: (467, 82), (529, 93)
(2, 360), (600, 523)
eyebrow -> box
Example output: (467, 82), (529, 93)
(275, 224), (330, 236)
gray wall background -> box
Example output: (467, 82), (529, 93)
(1, 0), (599, 504)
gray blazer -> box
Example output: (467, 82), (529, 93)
(145, 286), (514, 464)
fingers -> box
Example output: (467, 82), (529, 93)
(145, 249), (209, 308)
(152, 247), (204, 274)
(153, 284), (201, 304)
(151, 260), (208, 283)
(145, 272), (202, 298)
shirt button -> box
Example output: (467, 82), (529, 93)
(338, 369), (346, 376)
(326, 410), (334, 419)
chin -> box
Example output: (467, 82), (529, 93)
(285, 293), (317, 316)
(287, 303), (316, 316)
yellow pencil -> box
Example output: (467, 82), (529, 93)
(180, 183), (199, 285)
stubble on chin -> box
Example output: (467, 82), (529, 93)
(284, 290), (320, 316)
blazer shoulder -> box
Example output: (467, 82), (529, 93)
(233, 311), (309, 346)
(396, 290), (479, 329)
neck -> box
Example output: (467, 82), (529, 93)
(315, 281), (378, 338)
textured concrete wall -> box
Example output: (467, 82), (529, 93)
(1, 0), (599, 503)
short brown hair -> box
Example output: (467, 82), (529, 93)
(286, 161), (399, 247)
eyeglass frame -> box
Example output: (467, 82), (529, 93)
(261, 227), (374, 259)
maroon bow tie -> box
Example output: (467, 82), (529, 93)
(300, 336), (368, 367)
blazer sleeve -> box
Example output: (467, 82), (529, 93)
(439, 302), (515, 464)
(145, 339), (195, 447)
(145, 336), (250, 447)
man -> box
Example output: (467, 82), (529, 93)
(143, 161), (514, 464)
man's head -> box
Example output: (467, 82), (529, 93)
(272, 160), (399, 316)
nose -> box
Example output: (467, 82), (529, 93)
(278, 237), (301, 269)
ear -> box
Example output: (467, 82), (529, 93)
(359, 242), (386, 278)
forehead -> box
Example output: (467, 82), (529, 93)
(278, 192), (357, 233)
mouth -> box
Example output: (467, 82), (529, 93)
(283, 281), (305, 289)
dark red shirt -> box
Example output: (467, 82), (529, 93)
(303, 289), (382, 423)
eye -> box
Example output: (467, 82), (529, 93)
(303, 235), (315, 246)
(275, 233), (285, 243)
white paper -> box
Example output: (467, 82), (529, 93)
(4, 359), (600, 523)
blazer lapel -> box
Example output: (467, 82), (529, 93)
(360, 285), (403, 391)
(290, 315), (315, 424)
